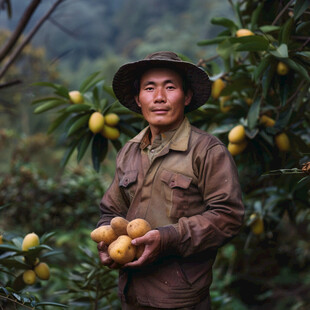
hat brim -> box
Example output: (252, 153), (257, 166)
(112, 59), (211, 114)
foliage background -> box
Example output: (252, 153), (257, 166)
(0, 0), (309, 309)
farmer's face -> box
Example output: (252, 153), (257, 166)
(135, 68), (192, 136)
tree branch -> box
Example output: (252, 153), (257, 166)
(0, 0), (66, 81)
(272, 0), (295, 25)
(0, 0), (41, 62)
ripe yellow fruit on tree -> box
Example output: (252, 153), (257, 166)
(34, 262), (50, 280)
(101, 125), (120, 140)
(22, 232), (40, 251)
(236, 28), (254, 37)
(69, 90), (84, 104)
(219, 96), (231, 113)
(275, 132), (290, 152)
(88, 112), (105, 134)
(277, 62), (289, 76)
(228, 125), (246, 144)
(228, 140), (248, 156)
(211, 79), (226, 99)
(23, 270), (36, 285)
(260, 115), (275, 127)
(104, 113), (120, 127)
(250, 214), (264, 235)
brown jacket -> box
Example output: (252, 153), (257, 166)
(98, 117), (244, 308)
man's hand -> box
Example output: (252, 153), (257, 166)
(97, 241), (120, 269)
(124, 229), (161, 268)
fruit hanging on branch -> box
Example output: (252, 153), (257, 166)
(32, 72), (142, 171)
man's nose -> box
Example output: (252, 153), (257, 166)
(154, 88), (166, 103)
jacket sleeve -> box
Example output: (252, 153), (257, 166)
(97, 154), (130, 227)
(158, 144), (244, 257)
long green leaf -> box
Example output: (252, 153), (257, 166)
(79, 72), (102, 93)
(61, 139), (80, 167)
(91, 134), (108, 172)
(231, 36), (269, 52)
(32, 96), (63, 105)
(211, 17), (238, 32)
(67, 114), (90, 137)
(48, 112), (70, 134)
(253, 55), (272, 82)
(285, 58), (310, 82)
(77, 132), (93, 162)
(294, 0), (310, 20)
(65, 104), (92, 113)
(197, 36), (230, 46)
(34, 100), (66, 114)
(251, 2), (264, 29)
(262, 62), (276, 98)
(259, 25), (280, 33)
(279, 18), (294, 44)
(247, 97), (261, 130)
(36, 301), (68, 308)
(103, 84), (117, 99)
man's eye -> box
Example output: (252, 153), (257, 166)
(167, 86), (175, 90)
(145, 87), (154, 91)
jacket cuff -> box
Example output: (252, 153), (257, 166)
(157, 225), (180, 255)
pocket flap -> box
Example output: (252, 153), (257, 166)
(119, 170), (138, 188)
(160, 170), (192, 189)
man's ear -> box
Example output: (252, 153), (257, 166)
(184, 90), (193, 107)
(134, 95), (141, 107)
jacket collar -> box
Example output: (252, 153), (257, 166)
(130, 117), (191, 152)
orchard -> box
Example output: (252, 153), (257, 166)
(1, 0), (309, 309)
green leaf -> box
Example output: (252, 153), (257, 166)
(32, 96), (63, 105)
(79, 72), (102, 93)
(64, 104), (92, 113)
(259, 25), (280, 33)
(279, 18), (294, 44)
(197, 36), (230, 46)
(67, 114), (90, 137)
(285, 58), (310, 82)
(247, 98), (261, 130)
(269, 43), (288, 58)
(118, 122), (138, 138)
(231, 36), (269, 52)
(77, 132), (93, 162)
(110, 139), (122, 152)
(0, 244), (20, 252)
(34, 100), (66, 114)
(251, 2), (264, 29)
(103, 84), (117, 99)
(217, 39), (233, 60)
(32, 81), (62, 89)
(253, 55), (272, 82)
(61, 139), (80, 167)
(275, 106), (293, 129)
(36, 301), (68, 308)
(55, 86), (70, 98)
(262, 62), (276, 98)
(221, 77), (253, 96)
(91, 134), (108, 172)
(48, 112), (70, 134)
(294, 0), (310, 20)
(211, 17), (238, 32)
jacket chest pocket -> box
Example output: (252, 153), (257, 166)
(160, 169), (193, 219)
(119, 170), (138, 200)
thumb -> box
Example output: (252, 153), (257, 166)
(131, 235), (146, 246)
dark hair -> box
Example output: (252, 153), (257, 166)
(133, 65), (190, 96)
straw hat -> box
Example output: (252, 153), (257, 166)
(112, 51), (211, 114)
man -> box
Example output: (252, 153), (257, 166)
(97, 51), (244, 309)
